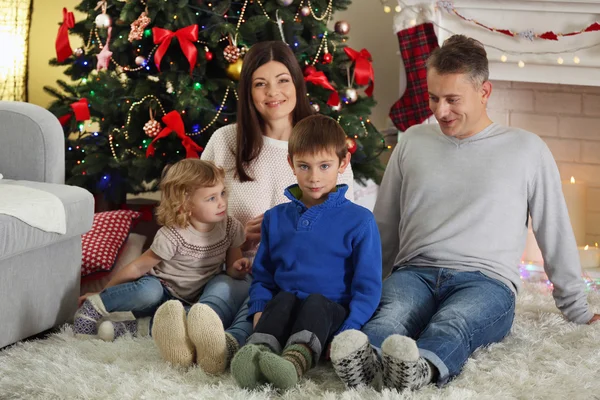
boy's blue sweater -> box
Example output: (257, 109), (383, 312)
(248, 184), (382, 333)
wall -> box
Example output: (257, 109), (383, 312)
(487, 80), (600, 245)
(334, 5), (399, 130)
(27, 1), (400, 130)
(28, 0), (83, 107)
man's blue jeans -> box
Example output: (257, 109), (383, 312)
(99, 273), (252, 345)
(362, 266), (515, 386)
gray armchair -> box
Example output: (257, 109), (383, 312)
(0, 101), (94, 348)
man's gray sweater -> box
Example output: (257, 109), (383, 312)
(374, 122), (592, 324)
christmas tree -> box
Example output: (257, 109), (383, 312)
(46, 0), (385, 203)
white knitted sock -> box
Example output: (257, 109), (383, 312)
(152, 300), (195, 368)
(187, 303), (228, 375)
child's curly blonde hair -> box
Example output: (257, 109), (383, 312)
(155, 159), (225, 228)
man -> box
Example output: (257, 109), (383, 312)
(329, 34), (600, 392)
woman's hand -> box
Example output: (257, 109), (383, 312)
(241, 214), (263, 251)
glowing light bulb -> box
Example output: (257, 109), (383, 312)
(395, 5), (402, 12)
(500, 55), (507, 62)
(557, 57), (564, 64)
(518, 60), (525, 68)
(383, 5), (391, 13)
(574, 56), (580, 64)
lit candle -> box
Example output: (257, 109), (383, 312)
(578, 244), (600, 269)
(561, 176), (587, 246)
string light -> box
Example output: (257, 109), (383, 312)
(518, 60), (525, 68)
(557, 57), (564, 64)
(429, 20), (595, 66)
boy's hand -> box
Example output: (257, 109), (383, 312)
(78, 292), (98, 308)
(232, 257), (252, 274)
(253, 312), (262, 328)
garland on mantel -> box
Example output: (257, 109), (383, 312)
(437, 0), (600, 41)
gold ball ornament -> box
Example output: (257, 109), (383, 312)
(226, 58), (243, 81)
(334, 20), (351, 35)
(143, 120), (161, 137)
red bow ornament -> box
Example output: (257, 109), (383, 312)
(55, 8), (75, 63)
(146, 111), (203, 159)
(344, 47), (375, 97)
(58, 98), (91, 125)
(304, 70), (340, 106)
(152, 25), (198, 74)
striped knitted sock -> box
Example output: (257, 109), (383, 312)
(224, 332), (240, 367)
(258, 344), (313, 390)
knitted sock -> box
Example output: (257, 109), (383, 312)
(97, 317), (151, 341)
(330, 329), (382, 388)
(224, 332), (240, 367)
(187, 303), (227, 375)
(258, 344), (313, 389)
(73, 295), (108, 339)
(230, 344), (270, 389)
(152, 300), (195, 368)
(381, 335), (434, 391)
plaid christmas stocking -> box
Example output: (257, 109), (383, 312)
(389, 22), (439, 132)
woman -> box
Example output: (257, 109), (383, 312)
(153, 41), (354, 374)
(203, 41), (354, 252)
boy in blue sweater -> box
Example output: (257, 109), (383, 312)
(230, 114), (382, 390)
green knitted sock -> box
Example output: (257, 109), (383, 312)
(258, 344), (313, 390)
(230, 344), (270, 389)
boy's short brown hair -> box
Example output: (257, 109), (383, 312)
(288, 114), (348, 162)
(155, 159), (225, 228)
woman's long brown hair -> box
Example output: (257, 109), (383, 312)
(235, 41), (314, 182)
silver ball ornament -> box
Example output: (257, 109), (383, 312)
(95, 13), (112, 28)
(73, 47), (85, 57)
(300, 6), (310, 16)
(135, 56), (146, 66)
(343, 88), (358, 104)
(276, 0), (294, 6)
(311, 103), (320, 112)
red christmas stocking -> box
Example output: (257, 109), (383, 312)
(389, 22), (439, 132)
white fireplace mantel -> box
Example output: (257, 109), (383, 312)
(397, 0), (600, 86)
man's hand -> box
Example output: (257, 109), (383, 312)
(588, 314), (600, 324)
(253, 312), (263, 328)
(232, 257), (252, 274)
(241, 214), (263, 251)
(78, 292), (98, 308)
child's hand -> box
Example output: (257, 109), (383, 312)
(253, 312), (263, 329)
(78, 292), (98, 308)
(233, 257), (252, 274)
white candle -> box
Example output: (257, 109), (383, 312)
(522, 217), (543, 264)
(579, 245), (600, 269)
(561, 176), (587, 246)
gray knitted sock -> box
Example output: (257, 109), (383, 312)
(381, 334), (434, 391)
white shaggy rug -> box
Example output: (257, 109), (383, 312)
(1, 282), (599, 400)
